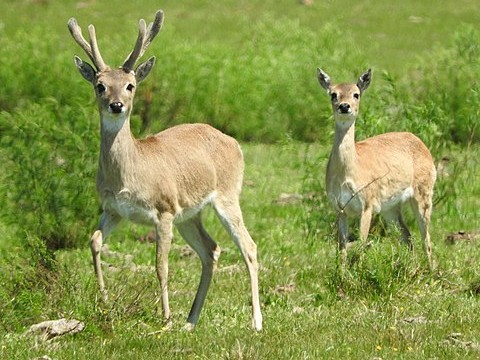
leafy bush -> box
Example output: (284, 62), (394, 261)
(409, 25), (480, 145)
(0, 101), (99, 249)
(136, 18), (368, 142)
(0, 30), (87, 112)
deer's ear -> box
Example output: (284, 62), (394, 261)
(317, 68), (331, 92)
(135, 56), (155, 83)
(357, 68), (372, 93)
(74, 56), (96, 82)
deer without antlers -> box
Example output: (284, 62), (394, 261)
(317, 68), (436, 267)
(67, 10), (262, 331)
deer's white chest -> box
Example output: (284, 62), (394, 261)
(327, 178), (415, 216)
(103, 188), (158, 225)
(327, 180), (364, 215)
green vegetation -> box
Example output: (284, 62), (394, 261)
(0, 0), (479, 359)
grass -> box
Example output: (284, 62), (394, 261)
(1, 143), (480, 359)
(1, 0), (480, 359)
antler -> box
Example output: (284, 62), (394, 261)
(122, 10), (164, 72)
(68, 18), (108, 71)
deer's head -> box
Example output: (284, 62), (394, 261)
(68, 11), (164, 122)
(317, 68), (372, 123)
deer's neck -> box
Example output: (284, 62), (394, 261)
(99, 113), (139, 181)
(330, 117), (358, 175)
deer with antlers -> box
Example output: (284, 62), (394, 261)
(317, 68), (436, 267)
(67, 10), (262, 331)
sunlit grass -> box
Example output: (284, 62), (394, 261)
(1, 143), (479, 359)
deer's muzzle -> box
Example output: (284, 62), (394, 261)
(338, 103), (351, 114)
(109, 102), (124, 114)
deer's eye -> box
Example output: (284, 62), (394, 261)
(97, 83), (106, 93)
(330, 92), (338, 102)
(353, 93), (360, 99)
(126, 83), (135, 92)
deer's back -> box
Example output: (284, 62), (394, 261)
(144, 123), (244, 183)
(354, 131), (435, 211)
(355, 131), (435, 183)
(137, 123), (244, 211)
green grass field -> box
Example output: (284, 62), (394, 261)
(1, 0), (480, 359)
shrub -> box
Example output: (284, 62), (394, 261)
(137, 18), (368, 142)
(409, 25), (480, 145)
(0, 101), (99, 249)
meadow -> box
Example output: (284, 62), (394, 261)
(1, 0), (480, 359)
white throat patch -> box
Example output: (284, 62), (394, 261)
(101, 112), (128, 133)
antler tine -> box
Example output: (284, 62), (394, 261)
(122, 10), (164, 71)
(68, 18), (95, 65)
(122, 19), (147, 72)
(143, 10), (164, 51)
(87, 25), (108, 71)
(68, 18), (108, 71)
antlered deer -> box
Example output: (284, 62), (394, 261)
(67, 10), (262, 331)
(317, 68), (436, 267)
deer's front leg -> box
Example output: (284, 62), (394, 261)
(337, 211), (349, 263)
(155, 213), (174, 323)
(90, 211), (120, 301)
(359, 206), (373, 242)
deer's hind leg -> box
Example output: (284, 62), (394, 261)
(176, 214), (221, 331)
(212, 196), (262, 331)
(382, 205), (413, 249)
(410, 194), (433, 268)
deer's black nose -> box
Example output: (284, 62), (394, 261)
(109, 102), (124, 114)
(338, 103), (351, 113)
